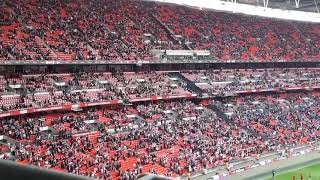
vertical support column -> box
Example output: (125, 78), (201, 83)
(263, 0), (269, 8)
(294, 0), (300, 8)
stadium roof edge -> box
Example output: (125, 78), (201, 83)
(145, 0), (320, 23)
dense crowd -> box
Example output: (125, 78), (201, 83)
(221, 92), (320, 147)
(0, 0), (319, 61)
(0, 101), (275, 179)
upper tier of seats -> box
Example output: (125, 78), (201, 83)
(0, 0), (319, 62)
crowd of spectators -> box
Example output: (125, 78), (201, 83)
(114, 72), (186, 99)
(0, 0), (318, 61)
(3, 90), (319, 178)
(0, 0), (181, 61)
(0, 72), (188, 113)
(0, 100), (276, 179)
(220, 92), (320, 147)
(0, 69), (319, 113)
(156, 3), (320, 61)
(0, 83), (319, 179)
(183, 68), (320, 94)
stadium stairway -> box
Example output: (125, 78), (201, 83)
(151, 15), (192, 50)
(207, 104), (270, 142)
(207, 104), (232, 123)
(151, 15), (176, 41)
(167, 72), (205, 95)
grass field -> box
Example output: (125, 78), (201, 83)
(266, 163), (320, 180)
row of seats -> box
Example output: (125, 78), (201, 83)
(0, 0), (319, 61)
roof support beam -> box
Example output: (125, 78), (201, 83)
(314, 0), (320, 13)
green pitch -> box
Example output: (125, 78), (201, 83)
(266, 163), (320, 180)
